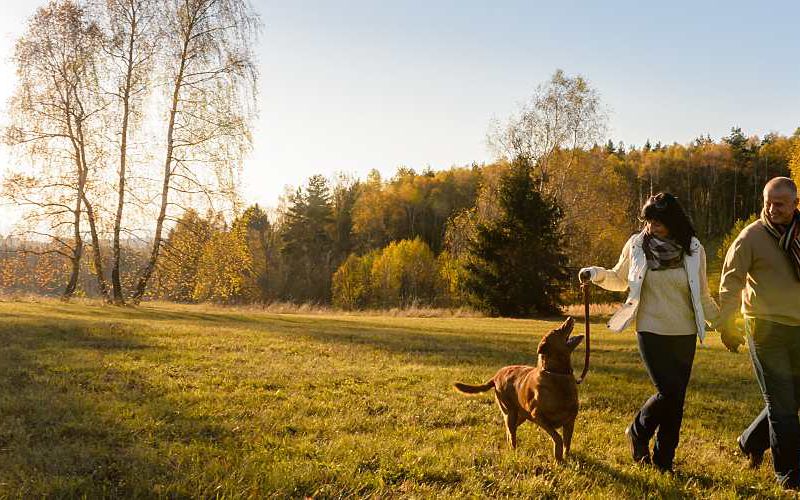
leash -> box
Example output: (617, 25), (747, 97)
(575, 280), (591, 385)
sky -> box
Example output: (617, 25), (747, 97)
(1, 0), (799, 230)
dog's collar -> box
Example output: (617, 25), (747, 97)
(540, 369), (574, 377)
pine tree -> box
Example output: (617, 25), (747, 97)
(281, 175), (334, 302)
(465, 158), (567, 316)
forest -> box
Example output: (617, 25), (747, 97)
(4, 127), (798, 314)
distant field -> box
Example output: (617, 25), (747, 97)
(0, 300), (786, 497)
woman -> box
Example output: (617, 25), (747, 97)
(579, 192), (719, 472)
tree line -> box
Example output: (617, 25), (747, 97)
(5, 128), (797, 314)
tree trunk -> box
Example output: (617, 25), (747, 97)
(63, 104), (86, 299)
(112, 14), (138, 305)
(73, 107), (111, 303)
(64, 193), (83, 299)
(732, 164), (738, 223)
(130, 32), (191, 303)
(82, 194), (111, 302)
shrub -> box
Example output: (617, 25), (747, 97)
(331, 251), (377, 310)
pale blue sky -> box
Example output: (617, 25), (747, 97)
(253, 0), (799, 204)
(1, 0), (799, 224)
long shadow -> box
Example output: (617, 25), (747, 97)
(6, 302), (266, 327)
(5, 303), (540, 368)
(0, 315), (154, 352)
(247, 314), (760, 401)
(0, 316), (169, 496)
(6, 304), (763, 409)
(258, 315), (556, 368)
(237, 315), (768, 428)
(568, 451), (783, 499)
(0, 313), (240, 496)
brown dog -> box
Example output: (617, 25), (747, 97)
(454, 317), (583, 460)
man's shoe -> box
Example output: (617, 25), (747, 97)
(625, 424), (651, 464)
(737, 434), (763, 469)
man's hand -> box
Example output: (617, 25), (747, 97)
(718, 317), (745, 353)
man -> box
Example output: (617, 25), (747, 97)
(718, 176), (800, 490)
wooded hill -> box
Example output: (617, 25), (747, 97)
(4, 128), (797, 315)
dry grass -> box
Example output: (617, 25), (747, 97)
(0, 300), (787, 498)
(0, 292), (105, 306)
(0, 294), (484, 318)
(251, 301), (484, 318)
(160, 299), (485, 318)
(562, 302), (622, 320)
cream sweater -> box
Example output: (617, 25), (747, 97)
(637, 267), (696, 335)
(591, 238), (720, 335)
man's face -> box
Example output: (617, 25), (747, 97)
(763, 187), (799, 226)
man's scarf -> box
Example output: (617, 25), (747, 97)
(642, 230), (684, 271)
(761, 209), (800, 281)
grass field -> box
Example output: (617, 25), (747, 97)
(0, 300), (790, 498)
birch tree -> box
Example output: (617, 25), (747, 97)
(4, 0), (104, 298)
(95, 0), (160, 304)
(489, 69), (608, 197)
(130, 0), (259, 302)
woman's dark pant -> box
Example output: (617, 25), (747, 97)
(739, 318), (800, 488)
(630, 331), (696, 469)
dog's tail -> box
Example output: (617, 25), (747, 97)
(453, 380), (494, 394)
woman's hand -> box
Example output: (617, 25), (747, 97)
(578, 267), (595, 283)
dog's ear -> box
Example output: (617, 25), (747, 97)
(566, 335), (584, 351)
(537, 341), (548, 355)
(560, 317), (575, 334)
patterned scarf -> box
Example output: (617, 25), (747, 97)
(642, 230), (684, 271)
(761, 208), (800, 281)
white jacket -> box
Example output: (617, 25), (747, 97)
(584, 233), (719, 342)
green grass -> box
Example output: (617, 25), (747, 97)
(0, 300), (789, 498)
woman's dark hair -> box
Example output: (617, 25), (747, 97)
(640, 192), (697, 255)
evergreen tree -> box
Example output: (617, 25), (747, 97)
(724, 126), (757, 220)
(464, 158), (567, 316)
(331, 175), (360, 264)
(281, 175), (334, 302)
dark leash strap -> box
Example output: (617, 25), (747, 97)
(575, 281), (590, 385)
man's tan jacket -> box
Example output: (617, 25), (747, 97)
(719, 220), (800, 326)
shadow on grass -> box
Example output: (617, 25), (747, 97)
(242, 313), (761, 424)
(0, 314), (240, 496)
(7, 301), (265, 327)
(242, 316), (694, 376)
(0, 302), (767, 496)
(5, 303), (761, 407)
(0, 318), (171, 496)
(256, 314), (596, 367)
(568, 451), (783, 499)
